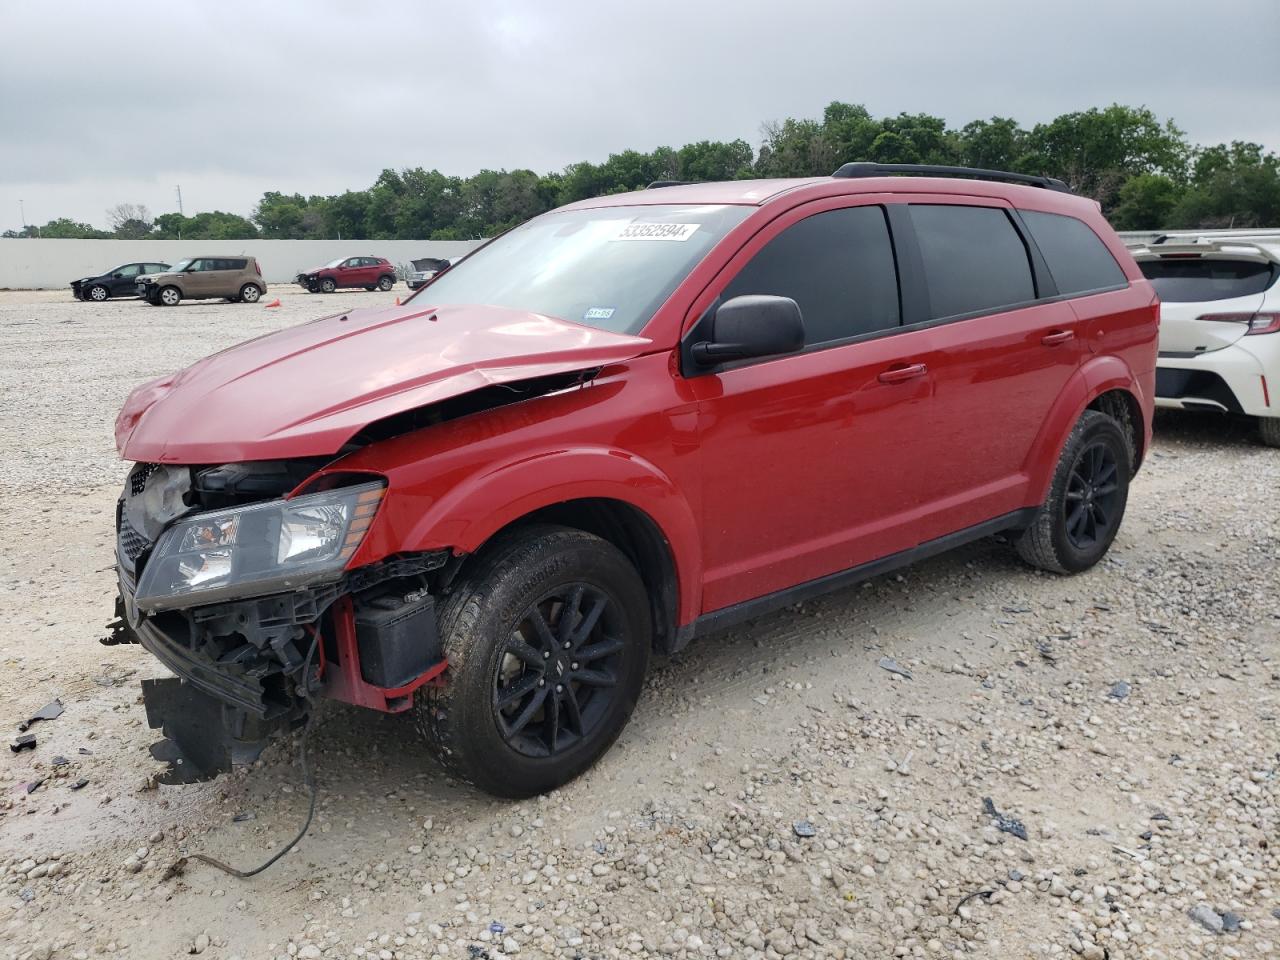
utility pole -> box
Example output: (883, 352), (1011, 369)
(19, 199), (26, 230)
(176, 184), (184, 216)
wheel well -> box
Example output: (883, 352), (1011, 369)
(1087, 388), (1143, 473)
(459, 499), (679, 655)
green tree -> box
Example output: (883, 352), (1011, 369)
(1109, 174), (1185, 230)
(1022, 105), (1190, 211)
(1171, 141), (1280, 228)
(958, 117), (1028, 171)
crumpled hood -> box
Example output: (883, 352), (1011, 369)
(116, 302), (651, 463)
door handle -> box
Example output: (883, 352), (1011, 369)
(877, 362), (928, 384)
(1041, 329), (1075, 346)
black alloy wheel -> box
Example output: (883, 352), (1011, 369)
(1063, 441), (1120, 550)
(416, 525), (651, 798)
(494, 583), (625, 758)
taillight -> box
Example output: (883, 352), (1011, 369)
(1196, 312), (1280, 335)
(254, 260), (262, 276)
(1246, 313), (1280, 336)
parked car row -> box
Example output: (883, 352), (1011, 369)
(71, 253), (454, 305)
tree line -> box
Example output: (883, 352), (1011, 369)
(8, 102), (1278, 241)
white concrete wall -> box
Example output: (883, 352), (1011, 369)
(0, 238), (486, 289)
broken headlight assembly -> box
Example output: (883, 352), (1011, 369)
(134, 481), (384, 612)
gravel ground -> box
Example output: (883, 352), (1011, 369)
(0, 287), (1277, 960)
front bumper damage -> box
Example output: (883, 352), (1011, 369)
(111, 464), (451, 783)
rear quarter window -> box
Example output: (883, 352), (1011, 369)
(1020, 210), (1127, 296)
(1137, 258), (1277, 303)
(909, 205), (1035, 319)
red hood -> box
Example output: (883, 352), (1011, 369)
(116, 303), (651, 463)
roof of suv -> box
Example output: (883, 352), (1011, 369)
(562, 174), (1096, 215)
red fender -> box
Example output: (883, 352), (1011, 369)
(1023, 354), (1151, 504)
(351, 445), (704, 628)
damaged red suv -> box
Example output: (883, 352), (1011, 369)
(111, 164), (1157, 798)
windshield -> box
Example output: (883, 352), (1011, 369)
(168, 258), (192, 272)
(1139, 258), (1277, 302)
(323, 257), (347, 268)
(411, 204), (752, 334)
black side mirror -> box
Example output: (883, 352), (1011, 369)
(112, 273), (123, 279)
(691, 295), (805, 366)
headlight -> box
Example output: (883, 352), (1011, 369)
(134, 481), (384, 612)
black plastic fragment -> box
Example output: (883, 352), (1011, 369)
(982, 796), (1028, 841)
(10, 733), (36, 753)
(18, 699), (64, 732)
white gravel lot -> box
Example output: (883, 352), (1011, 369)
(0, 287), (1277, 960)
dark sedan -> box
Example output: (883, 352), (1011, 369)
(72, 262), (171, 301)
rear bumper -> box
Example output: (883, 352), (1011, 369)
(1156, 344), (1272, 417)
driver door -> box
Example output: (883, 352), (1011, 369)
(689, 200), (942, 613)
(110, 263), (142, 295)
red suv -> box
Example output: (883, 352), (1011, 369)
(296, 256), (397, 293)
(111, 164), (1157, 798)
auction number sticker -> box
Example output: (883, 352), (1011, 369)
(613, 222), (699, 241)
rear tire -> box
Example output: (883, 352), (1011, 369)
(239, 283), (262, 303)
(1014, 410), (1131, 574)
(377, 275), (395, 292)
(1259, 416), (1280, 448)
(415, 525), (651, 798)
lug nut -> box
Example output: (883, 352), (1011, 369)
(571, 662), (579, 670)
(542, 651), (550, 659)
(555, 684), (563, 693)
(563, 641), (571, 649)
(537, 678), (545, 687)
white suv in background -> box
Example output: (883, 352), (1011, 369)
(1129, 236), (1280, 447)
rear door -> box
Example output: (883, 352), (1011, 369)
(690, 199), (943, 612)
(894, 201), (1087, 540)
(1136, 253), (1274, 355)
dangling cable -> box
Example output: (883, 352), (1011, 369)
(182, 629), (322, 878)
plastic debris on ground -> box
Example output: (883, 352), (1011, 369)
(982, 796), (1028, 841)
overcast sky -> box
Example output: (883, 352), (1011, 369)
(2, 0), (1277, 233)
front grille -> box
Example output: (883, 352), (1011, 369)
(118, 515), (151, 563)
(130, 463), (158, 496)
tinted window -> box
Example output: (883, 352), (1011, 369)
(147, 263), (169, 274)
(115, 264), (142, 277)
(1021, 210), (1126, 295)
(186, 259), (208, 271)
(722, 206), (899, 345)
(1137, 258), (1276, 303)
(909, 205), (1035, 319)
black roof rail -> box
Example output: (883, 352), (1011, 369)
(831, 162), (1071, 193)
(646, 180), (695, 189)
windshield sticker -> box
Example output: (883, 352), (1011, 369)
(584, 307), (616, 321)
(613, 222), (699, 242)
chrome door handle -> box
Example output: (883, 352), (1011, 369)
(878, 363), (928, 384)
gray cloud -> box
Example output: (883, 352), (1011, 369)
(2, 0), (1277, 230)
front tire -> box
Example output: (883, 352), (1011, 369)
(87, 284), (109, 302)
(158, 286), (181, 307)
(320, 278), (336, 294)
(239, 283), (262, 303)
(416, 525), (651, 798)
(1259, 416), (1280, 448)
(1014, 410), (1131, 574)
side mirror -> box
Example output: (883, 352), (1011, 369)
(691, 295), (805, 366)
(112, 272), (123, 279)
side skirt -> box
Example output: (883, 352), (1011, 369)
(674, 507), (1038, 648)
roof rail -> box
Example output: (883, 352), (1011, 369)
(831, 162), (1072, 193)
(646, 180), (695, 189)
